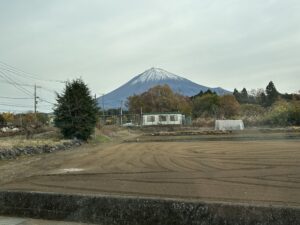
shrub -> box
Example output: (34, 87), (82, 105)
(0, 114), (6, 127)
(263, 100), (300, 126)
(219, 95), (240, 118)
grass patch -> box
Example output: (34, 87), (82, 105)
(0, 129), (69, 150)
(92, 134), (111, 143)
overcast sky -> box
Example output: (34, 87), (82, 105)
(0, 0), (299, 112)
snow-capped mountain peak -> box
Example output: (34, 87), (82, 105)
(97, 68), (230, 109)
(130, 67), (184, 85)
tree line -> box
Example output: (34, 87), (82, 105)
(233, 81), (300, 106)
(127, 81), (300, 127)
(52, 79), (300, 141)
(0, 112), (49, 128)
(2, 79), (299, 141)
(127, 85), (240, 119)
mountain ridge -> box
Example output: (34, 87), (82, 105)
(97, 68), (230, 109)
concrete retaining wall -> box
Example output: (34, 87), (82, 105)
(0, 191), (299, 225)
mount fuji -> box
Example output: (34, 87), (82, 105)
(97, 68), (230, 109)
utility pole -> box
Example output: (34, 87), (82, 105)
(33, 84), (38, 117)
(102, 94), (105, 117)
(34, 84), (37, 114)
(94, 94), (97, 139)
(102, 94), (105, 126)
(97, 93), (105, 125)
(140, 107), (143, 126)
(33, 84), (42, 116)
(19, 114), (23, 127)
(120, 100), (123, 126)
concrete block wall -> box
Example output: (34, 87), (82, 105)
(0, 191), (299, 225)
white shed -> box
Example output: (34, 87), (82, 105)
(142, 113), (183, 126)
(215, 120), (244, 131)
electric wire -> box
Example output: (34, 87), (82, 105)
(39, 97), (55, 105)
(0, 61), (65, 83)
(0, 102), (33, 108)
(0, 96), (32, 100)
(0, 68), (57, 111)
(0, 71), (33, 97)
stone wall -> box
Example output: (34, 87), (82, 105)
(0, 191), (299, 225)
(0, 139), (82, 160)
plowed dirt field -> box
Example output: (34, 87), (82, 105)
(1, 135), (299, 207)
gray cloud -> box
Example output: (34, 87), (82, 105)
(0, 0), (299, 112)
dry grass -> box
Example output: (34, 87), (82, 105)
(0, 126), (140, 149)
(0, 130), (68, 149)
(89, 126), (141, 144)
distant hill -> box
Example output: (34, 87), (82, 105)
(97, 67), (230, 109)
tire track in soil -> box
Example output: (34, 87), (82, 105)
(9, 180), (299, 207)
(1, 140), (300, 207)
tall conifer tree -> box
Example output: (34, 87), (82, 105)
(54, 79), (98, 141)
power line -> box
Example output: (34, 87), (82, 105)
(38, 101), (54, 105)
(39, 97), (55, 105)
(0, 70), (34, 96)
(0, 96), (32, 100)
(0, 102), (33, 108)
(40, 86), (57, 93)
(0, 79), (28, 86)
(0, 78), (58, 97)
(0, 71), (33, 97)
(0, 62), (62, 112)
(38, 105), (53, 108)
(0, 61), (65, 83)
(0, 69), (55, 110)
(0, 78), (37, 87)
(0, 108), (33, 113)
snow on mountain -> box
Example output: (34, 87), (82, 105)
(97, 67), (230, 109)
(130, 68), (184, 84)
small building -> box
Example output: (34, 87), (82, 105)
(142, 113), (184, 126)
(215, 120), (244, 131)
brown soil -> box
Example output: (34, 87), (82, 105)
(0, 136), (299, 207)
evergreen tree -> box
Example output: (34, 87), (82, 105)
(192, 93), (220, 118)
(205, 89), (213, 95)
(266, 81), (279, 106)
(190, 89), (218, 100)
(0, 114), (5, 127)
(193, 90), (204, 99)
(240, 88), (249, 103)
(54, 79), (98, 141)
(233, 88), (241, 103)
(259, 92), (267, 107)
